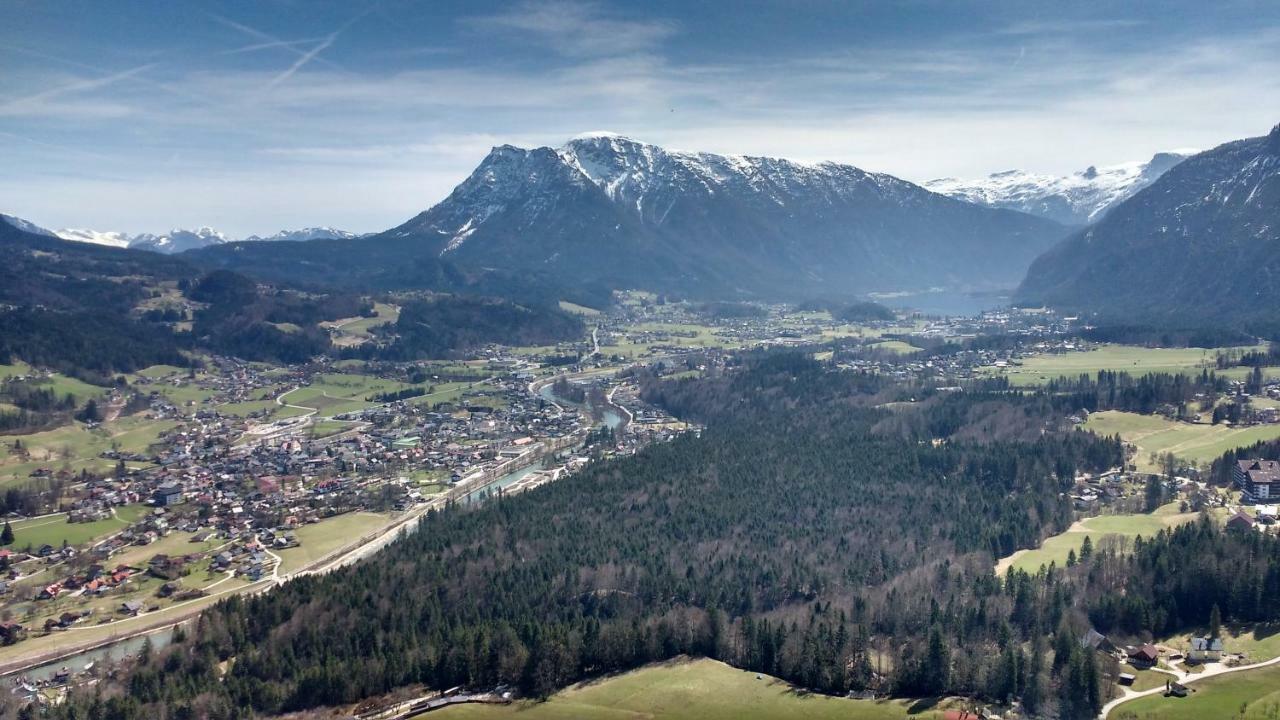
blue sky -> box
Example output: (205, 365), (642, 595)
(2, 0), (1279, 237)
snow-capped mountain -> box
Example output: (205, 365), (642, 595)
(126, 227), (230, 254)
(1, 213), (58, 238)
(1017, 124), (1280, 324)
(925, 152), (1191, 226)
(55, 228), (133, 249)
(377, 133), (1067, 297)
(24, 225), (361, 253)
(241, 227), (361, 243)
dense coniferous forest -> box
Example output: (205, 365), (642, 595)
(1042, 370), (1230, 416)
(43, 354), (1143, 719)
(360, 295), (583, 361)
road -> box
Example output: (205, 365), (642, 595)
(1101, 652), (1280, 718)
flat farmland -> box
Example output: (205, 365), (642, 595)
(998, 345), (1229, 386)
(1084, 410), (1280, 471)
(277, 373), (421, 417)
(8, 505), (148, 551)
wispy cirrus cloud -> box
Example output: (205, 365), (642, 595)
(0, 63), (156, 117)
(464, 0), (678, 58)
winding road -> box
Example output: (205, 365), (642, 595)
(1101, 652), (1280, 718)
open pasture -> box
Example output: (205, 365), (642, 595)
(999, 345), (1229, 386)
(440, 657), (963, 720)
(1084, 410), (1280, 471)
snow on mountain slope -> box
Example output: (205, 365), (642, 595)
(55, 228), (132, 248)
(926, 152), (1192, 225)
(382, 133), (1068, 297)
(554, 134), (917, 224)
(242, 227), (362, 243)
(13, 224), (362, 253)
(1, 213), (58, 238)
(127, 227), (229, 253)
(1016, 125), (1280, 324)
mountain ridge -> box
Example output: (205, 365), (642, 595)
(0, 216), (362, 253)
(1015, 124), (1280, 329)
(372, 134), (1069, 298)
(925, 151), (1192, 226)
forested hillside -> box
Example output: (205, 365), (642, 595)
(47, 354), (1138, 719)
(0, 224), (586, 373)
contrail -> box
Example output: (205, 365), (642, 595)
(0, 63), (156, 115)
(266, 32), (340, 89)
(220, 37), (328, 56)
(209, 13), (344, 71)
(262, 9), (371, 89)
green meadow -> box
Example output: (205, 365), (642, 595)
(440, 658), (964, 720)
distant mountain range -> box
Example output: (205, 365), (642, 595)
(0, 216), (361, 253)
(255, 132), (1059, 299)
(1016, 124), (1280, 329)
(926, 152), (1192, 226)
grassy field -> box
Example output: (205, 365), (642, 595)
(996, 502), (1200, 574)
(275, 512), (393, 574)
(311, 420), (360, 438)
(600, 322), (744, 359)
(9, 505), (148, 551)
(558, 300), (602, 316)
(1160, 623), (1280, 664)
(1084, 410), (1280, 472)
(0, 362), (110, 404)
(440, 658), (963, 720)
(1109, 662), (1280, 719)
(0, 416), (177, 486)
(998, 346), (1231, 387)
(870, 340), (922, 354)
(322, 302), (400, 346)
(278, 373), (420, 417)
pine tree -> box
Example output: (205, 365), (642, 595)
(923, 626), (951, 695)
(1209, 603), (1222, 639)
(0, 521), (12, 546)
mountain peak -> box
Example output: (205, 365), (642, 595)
(568, 130), (633, 142)
(381, 135), (1065, 297)
(925, 151), (1192, 225)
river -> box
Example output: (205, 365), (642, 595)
(538, 379), (627, 431)
(14, 626), (176, 682)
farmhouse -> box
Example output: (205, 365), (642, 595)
(1235, 459), (1280, 501)
(1188, 636), (1223, 663)
(1127, 644), (1160, 667)
(1227, 510), (1257, 532)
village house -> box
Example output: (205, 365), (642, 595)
(1227, 510), (1257, 532)
(0, 621), (27, 645)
